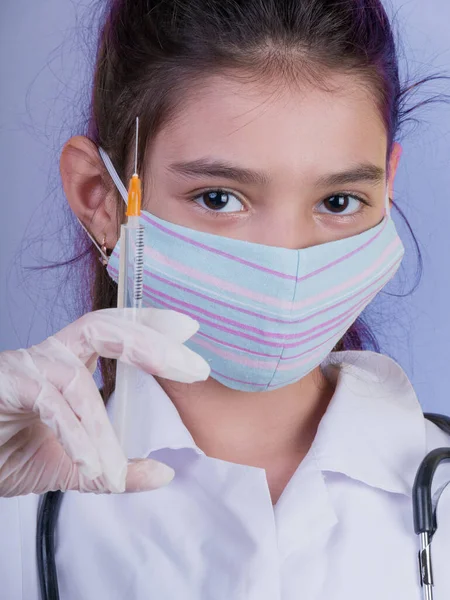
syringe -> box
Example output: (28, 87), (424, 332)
(112, 117), (145, 454)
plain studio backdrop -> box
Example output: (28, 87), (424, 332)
(1, 0), (450, 411)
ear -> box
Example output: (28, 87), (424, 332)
(387, 142), (402, 208)
(60, 136), (121, 249)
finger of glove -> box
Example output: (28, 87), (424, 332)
(0, 423), (78, 497)
(94, 323), (210, 382)
(0, 427), (125, 497)
(0, 440), (118, 496)
(125, 459), (175, 492)
(28, 341), (127, 492)
(60, 457), (175, 494)
(99, 308), (200, 343)
(53, 308), (200, 369)
(52, 309), (209, 380)
(52, 314), (210, 382)
(13, 368), (103, 481)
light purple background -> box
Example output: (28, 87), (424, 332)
(1, 1), (450, 411)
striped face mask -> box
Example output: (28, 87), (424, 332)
(99, 149), (404, 392)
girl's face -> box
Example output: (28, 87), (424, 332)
(142, 72), (397, 249)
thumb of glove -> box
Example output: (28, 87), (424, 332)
(125, 458), (175, 492)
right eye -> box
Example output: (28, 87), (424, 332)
(190, 189), (246, 214)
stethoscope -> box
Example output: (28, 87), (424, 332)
(413, 413), (450, 599)
(36, 412), (450, 600)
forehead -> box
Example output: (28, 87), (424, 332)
(153, 72), (387, 179)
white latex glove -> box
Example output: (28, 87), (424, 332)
(0, 308), (210, 498)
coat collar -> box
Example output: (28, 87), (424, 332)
(107, 350), (427, 496)
(315, 350), (426, 496)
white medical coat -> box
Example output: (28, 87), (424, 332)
(1, 350), (450, 599)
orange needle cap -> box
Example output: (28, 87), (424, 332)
(126, 174), (142, 217)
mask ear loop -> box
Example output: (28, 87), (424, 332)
(98, 147), (129, 205)
(76, 148), (130, 266)
(76, 219), (110, 265)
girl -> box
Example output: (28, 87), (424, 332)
(1, 0), (449, 598)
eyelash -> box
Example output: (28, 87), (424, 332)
(186, 188), (371, 218)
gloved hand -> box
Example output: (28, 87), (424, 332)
(0, 308), (210, 497)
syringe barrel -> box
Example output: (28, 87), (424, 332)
(120, 218), (144, 311)
(112, 218), (145, 454)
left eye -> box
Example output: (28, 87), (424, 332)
(191, 190), (245, 213)
(316, 194), (364, 215)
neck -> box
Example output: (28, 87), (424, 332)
(155, 366), (336, 465)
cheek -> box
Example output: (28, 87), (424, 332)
(143, 193), (183, 222)
(250, 205), (385, 249)
(141, 173), (183, 221)
(314, 211), (385, 245)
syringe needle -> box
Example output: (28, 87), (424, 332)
(134, 116), (139, 176)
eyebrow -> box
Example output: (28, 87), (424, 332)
(167, 158), (385, 187)
(168, 159), (270, 186)
(315, 163), (386, 187)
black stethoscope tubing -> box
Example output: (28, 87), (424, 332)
(412, 414), (450, 599)
(36, 490), (64, 600)
(36, 412), (450, 600)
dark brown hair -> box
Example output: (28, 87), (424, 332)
(77, 0), (432, 400)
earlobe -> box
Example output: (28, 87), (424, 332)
(60, 136), (118, 248)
